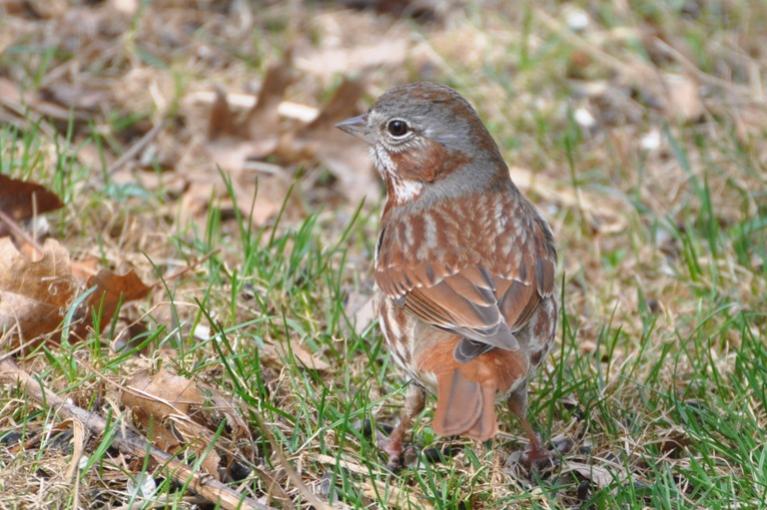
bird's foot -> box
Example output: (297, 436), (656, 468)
(520, 443), (555, 471)
(377, 433), (417, 470)
(508, 434), (572, 473)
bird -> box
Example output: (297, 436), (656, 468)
(337, 82), (557, 468)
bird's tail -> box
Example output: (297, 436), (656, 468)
(432, 368), (498, 441)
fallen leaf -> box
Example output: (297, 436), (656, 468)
(122, 369), (250, 479)
(267, 339), (331, 372)
(562, 461), (633, 489)
(0, 0), (28, 15)
(279, 79), (379, 204)
(509, 166), (627, 234)
(206, 63), (294, 171)
(0, 77), (89, 122)
(0, 237), (75, 343)
(232, 170), (296, 225)
(0, 236), (152, 347)
(83, 269), (152, 333)
(123, 369), (204, 420)
(243, 64), (295, 142)
(297, 39), (409, 78)
(613, 66), (703, 123)
(199, 383), (253, 446)
(0, 175), (64, 236)
(193, 61), (300, 226)
(294, 9), (413, 77)
(185, 90), (319, 123)
(40, 82), (110, 112)
(181, 171), (299, 228)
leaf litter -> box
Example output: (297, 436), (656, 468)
(0, 174), (64, 236)
(122, 369), (224, 479)
(194, 63), (376, 225)
(0, 236), (153, 349)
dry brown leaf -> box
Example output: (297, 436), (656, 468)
(261, 339), (331, 372)
(40, 82), (110, 112)
(206, 63), (294, 171)
(185, 90), (319, 123)
(0, 237), (75, 342)
(276, 340), (331, 372)
(207, 89), (244, 139)
(82, 269), (152, 333)
(70, 255), (100, 281)
(0, 0), (28, 15)
(243, 64), (295, 142)
(0, 175), (64, 236)
(123, 369), (204, 420)
(296, 39), (409, 78)
(199, 383), (253, 446)
(232, 171), (296, 225)
(16, 0), (67, 18)
(0, 77), (88, 122)
(616, 66), (703, 122)
(279, 79), (378, 204)
(195, 62), (300, 226)
(294, 8), (414, 78)
(122, 369), (221, 478)
(0, 236), (152, 347)
(562, 461), (633, 489)
(181, 172), (298, 228)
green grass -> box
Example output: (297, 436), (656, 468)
(1, 1), (767, 509)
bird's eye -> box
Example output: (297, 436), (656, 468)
(387, 119), (410, 137)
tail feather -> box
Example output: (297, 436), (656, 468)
(464, 382), (498, 441)
(418, 337), (527, 442)
(432, 369), (498, 441)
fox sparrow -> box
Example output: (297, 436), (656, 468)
(337, 82), (557, 467)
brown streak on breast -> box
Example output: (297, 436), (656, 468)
(409, 214), (426, 258)
(382, 177), (397, 220)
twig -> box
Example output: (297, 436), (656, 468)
(66, 418), (86, 509)
(0, 95), (58, 139)
(534, 6), (766, 108)
(0, 210), (45, 258)
(0, 358), (274, 510)
(157, 248), (221, 286)
(653, 38), (765, 104)
(108, 120), (166, 175)
(533, 7), (645, 78)
(183, 91), (320, 123)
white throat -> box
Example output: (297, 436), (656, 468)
(371, 145), (424, 203)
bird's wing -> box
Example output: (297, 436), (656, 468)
(376, 209), (556, 361)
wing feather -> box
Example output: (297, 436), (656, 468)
(375, 191), (556, 362)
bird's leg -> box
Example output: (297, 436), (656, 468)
(379, 384), (425, 469)
(508, 385), (549, 468)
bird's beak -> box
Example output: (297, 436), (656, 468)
(336, 114), (372, 144)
